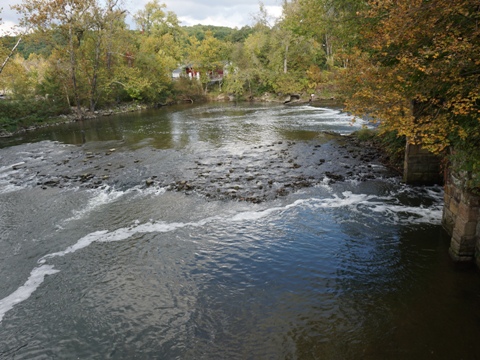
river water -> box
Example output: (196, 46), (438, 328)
(0, 102), (479, 359)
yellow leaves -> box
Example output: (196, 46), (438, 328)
(458, 128), (468, 140)
(345, 0), (480, 156)
(306, 64), (322, 84)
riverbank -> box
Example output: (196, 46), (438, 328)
(0, 93), (339, 139)
(1, 99), (404, 203)
(0, 102), (149, 138)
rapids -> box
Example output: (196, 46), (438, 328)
(0, 102), (479, 359)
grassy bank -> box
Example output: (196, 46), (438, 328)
(0, 98), (69, 136)
(0, 99), (149, 137)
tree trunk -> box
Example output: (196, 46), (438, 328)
(69, 23), (83, 118)
(0, 36), (22, 76)
(63, 83), (71, 107)
(324, 33), (334, 69)
(89, 35), (102, 112)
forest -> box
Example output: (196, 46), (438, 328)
(0, 0), (479, 190)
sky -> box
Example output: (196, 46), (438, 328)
(0, 0), (284, 35)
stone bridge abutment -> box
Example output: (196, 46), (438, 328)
(403, 141), (480, 267)
(442, 171), (480, 266)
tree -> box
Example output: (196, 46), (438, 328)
(134, 0), (180, 37)
(281, 0), (366, 69)
(343, 0), (480, 186)
(80, 0), (127, 110)
(225, 41), (260, 98)
(0, 37), (23, 76)
(0, 8), (24, 77)
(14, 0), (135, 113)
(132, 1), (185, 103)
(188, 31), (232, 94)
(14, 0), (98, 115)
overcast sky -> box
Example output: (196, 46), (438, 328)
(0, 0), (283, 35)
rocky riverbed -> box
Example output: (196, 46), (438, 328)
(3, 131), (397, 203)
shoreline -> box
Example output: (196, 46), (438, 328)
(0, 95), (342, 139)
(0, 102), (149, 138)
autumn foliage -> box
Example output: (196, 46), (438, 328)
(342, 0), (479, 185)
(1, 0), (479, 188)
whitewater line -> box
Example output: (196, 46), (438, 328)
(0, 200), (297, 323)
(0, 192), (442, 323)
(0, 265), (60, 323)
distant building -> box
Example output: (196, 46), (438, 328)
(171, 68), (183, 79)
(172, 65), (199, 80)
(172, 63), (229, 82)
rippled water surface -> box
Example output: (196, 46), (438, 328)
(1, 102), (480, 359)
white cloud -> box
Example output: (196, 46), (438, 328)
(1, 3), (23, 36)
(0, 21), (18, 36)
(129, 0), (283, 29)
(265, 5), (283, 20)
(1, 0), (283, 34)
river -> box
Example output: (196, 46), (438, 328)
(0, 102), (479, 359)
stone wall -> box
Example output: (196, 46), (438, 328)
(442, 171), (480, 266)
(403, 142), (442, 185)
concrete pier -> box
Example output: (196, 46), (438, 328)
(442, 171), (480, 265)
(402, 140), (480, 267)
(403, 142), (442, 185)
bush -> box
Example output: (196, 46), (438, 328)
(353, 128), (406, 172)
(377, 130), (406, 171)
(172, 77), (206, 102)
(0, 98), (69, 132)
(354, 127), (376, 141)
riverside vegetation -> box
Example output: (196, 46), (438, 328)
(0, 0), (479, 190)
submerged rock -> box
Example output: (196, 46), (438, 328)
(3, 130), (396, 203)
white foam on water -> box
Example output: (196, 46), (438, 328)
(272, 106), (368, 131)
(294, 117), (370, 134)
(139, 185), (167, 197)
(345, 179), (362, 186)
(229, 206), (282, 222)
(0, 166), (27, 194)
(301, 191), (443, 225)
(0, 183), (26, 195)
(0, 164), (20, 173)
(40, 219), (215, 264)
(424, 186), (444, 203)
(368, 203), (442, 225)
(64, 187), (131, 223)
(0, 265), (59, 322)
(0, 188), (443, 323)
(38, 230), (110, 263)
(63, 185), (166, 224)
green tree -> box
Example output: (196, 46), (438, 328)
(134, 0), (180, 37)
(14, 0), (98, 115)
(79, 0), (128, 110)
(225, 41), (261, 99)
(281, 0), (366, 69)
(226, 13), (318, 97)
(188, 31), (232, 94)
(343, 0), (480, 187)
(14, 0), (135, 112)
(133, 1), (185, 103)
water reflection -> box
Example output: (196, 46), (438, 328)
(2, 102), (480, 359)
(0, 102), (361, 150)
